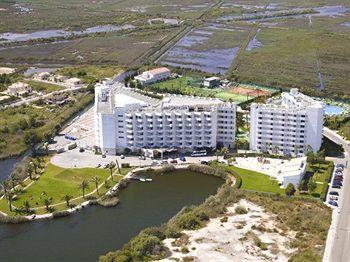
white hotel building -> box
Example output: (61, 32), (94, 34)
(249, 88), (324, 156)
(95, 83), (236, 155)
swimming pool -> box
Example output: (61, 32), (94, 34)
(324, 105), (344, 116)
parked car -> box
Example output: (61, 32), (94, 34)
(79, 147), (85, 153)
(332, 185), (341, 189)
(120, 155), (125, 159)
(102, 154), (106, 158)
(330, 196), (338, 201)
(200, 160), (209, 165)
(96, 164), (101, 168)
(328, 201), (338, 207)
(170, 159), (178, 164)
(333, 181), (343, 186)
(179, 157), (186, 162)
(330, 191), (339, 196)
(161, 160), (168, 165)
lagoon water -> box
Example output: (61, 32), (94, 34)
(0, 157), (22, 182)
(0, 171), (223, 262)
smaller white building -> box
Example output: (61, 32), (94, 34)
(234, 157), (307, 188)
(6, 82), (32, 97)
(66, 77), (84, 87)
(134, 67), (171, 85)
(203, 77), (221, 88)
(33, 72), (51, 81)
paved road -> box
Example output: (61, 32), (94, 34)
(323, 127), (350, 262)
(51, 148), (224, 169)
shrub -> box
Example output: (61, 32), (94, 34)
(140, 227), (166, 240)
(220, 216), (228, 223)
(176, 212), (202, 230)
(52, 210), (71, 218)
(285, 183), (296, 196)
(121, 163), (130, 168)
(0, 213), (29, 224)
(235, 206), (248, 214)
(129, 233), (167, 260)
(97, 196), (119, 207)
(180, 246), (189, 254)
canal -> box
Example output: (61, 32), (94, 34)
(0, 170), (223, 262)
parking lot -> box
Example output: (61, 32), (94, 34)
(48, 105), (95, 152)
(326, 163), (346, 209)
(51, 148), (223, 169)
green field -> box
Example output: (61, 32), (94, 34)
(0, 162), (132, 215)
(229, 166), (285, 194)
(57, 65), (124, 83)
(26, 80), (64, 93)
(306, 161), (334, 197)
(149, 76), (252, 103)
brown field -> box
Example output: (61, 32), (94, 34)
(228, 86), (271, 97)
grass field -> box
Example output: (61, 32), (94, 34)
(0, 27), (180, 66)
(57, 65), (124, 83)
(306, 161), (334, 197)
(228, 166), (285, 194)
(26, 80), (64, 93)
(0, 162), (132, 215)
(150, 76), (252, 102)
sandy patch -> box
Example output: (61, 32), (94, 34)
(229, 86), (271, 97)
(0, 67), (15, 74)
(160, 200), (296, 261)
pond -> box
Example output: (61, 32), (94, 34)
(324, 105), (344, 116)
(0, 170), (224, 262)
(158, 24), (246, 74)
(0, 158), (20, 182)
(0, 24), (135, 44)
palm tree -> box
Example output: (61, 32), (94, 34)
(91, 176), (101, 195)
(115, 159), (121, 174)
(1, 180), (10, 197)
(108, 162), (116, 181)
(43, 198), (53, 211)
(43, 142), (49, 154)
(215, 149), (220, 161)
(23, 200), (31, 213)
(30, 160), (38, 174)
(220, 147), (229, 159)
(79, 180), (89, 198)
(27, 164), (34, 180)
(6, 191), (15, 212)
(62, 195), (73, 207)
(10, 173), (19, 190)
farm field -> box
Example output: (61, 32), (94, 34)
(0, 28), (180, 66)
(158, 23), (251, 74)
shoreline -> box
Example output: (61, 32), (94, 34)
(0, 164), (194, 223)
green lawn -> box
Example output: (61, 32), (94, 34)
(0, 163), (133, 215)
(12, 163), (111, 207)
(306, 162), (333, 196)
(57, 65), (124, 84)
(149, 76), (253, 103)
(228, 166), (284, 194)
(26, 80), (64, 93)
